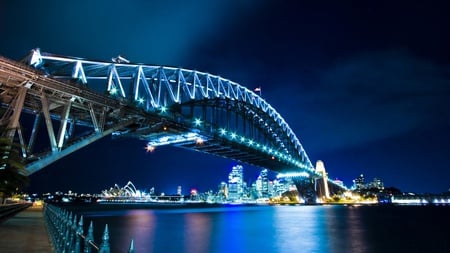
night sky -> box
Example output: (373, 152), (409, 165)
(1, 1), (449, 194)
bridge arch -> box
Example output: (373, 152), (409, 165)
(25, 49), (314, 174)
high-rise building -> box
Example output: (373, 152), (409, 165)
(369, 178), (384, 191)
(259, 169), (269, 198)
(353, 174), (366, 191)
(228, 165), (244, 201)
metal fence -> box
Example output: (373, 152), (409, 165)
(44, 204), (135, 253)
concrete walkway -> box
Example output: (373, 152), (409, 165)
(0, 204), (53, 253)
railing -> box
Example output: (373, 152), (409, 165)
(0, 203), (32, 223)
(44, 204), (135, 253)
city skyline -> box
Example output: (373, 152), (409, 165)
(33, 162), (383, 197)
(1, 1), (450, 194)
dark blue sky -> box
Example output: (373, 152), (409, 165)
(1, 1), (449, 194)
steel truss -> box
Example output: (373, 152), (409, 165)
(0, 55), (148, 174)
(0, 49), (321, 178)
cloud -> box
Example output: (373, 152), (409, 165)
(1, 0), (264, 65)
(274, 51), (450, 153)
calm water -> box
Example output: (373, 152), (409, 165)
(68, 204), (450, 253)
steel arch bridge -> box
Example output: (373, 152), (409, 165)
(0, 49), (344, 197)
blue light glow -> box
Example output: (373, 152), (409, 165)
(194, 118), (202, 126)
(110, 87), (118, 95)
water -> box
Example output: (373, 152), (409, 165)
(69, 204), (450, 253)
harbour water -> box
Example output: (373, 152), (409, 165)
(67, 204), (450, 253)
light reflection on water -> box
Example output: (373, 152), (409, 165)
(77, 205), (450, 253)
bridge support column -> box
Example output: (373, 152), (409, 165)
(2, 86), (27, 140)
(0, 86), (27, 169)
(294, 177), (317, 204)
(25, 119), (134, 175)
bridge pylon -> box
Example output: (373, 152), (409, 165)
(315, 160), (331, 201)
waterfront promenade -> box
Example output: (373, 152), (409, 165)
(0, 204), (53, 253)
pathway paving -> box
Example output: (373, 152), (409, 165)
(0, 204), (53, 253)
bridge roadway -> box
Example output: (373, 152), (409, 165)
(0, 204), (52, 253)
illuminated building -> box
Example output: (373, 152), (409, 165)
(256, 169), (269, 198)
(177, 186), (182, 196)
(218, 182), (228, 201)
(368, 178), (384, 191)
(353, 174), (366, 191)
(228, 165), (244, 201)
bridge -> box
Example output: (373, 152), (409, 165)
(0, 49), (345, 202)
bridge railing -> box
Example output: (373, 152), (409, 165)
(43, 204), (135, 253)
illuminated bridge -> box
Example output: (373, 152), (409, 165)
(0, 49), (345, 201)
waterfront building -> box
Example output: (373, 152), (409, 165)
(260, 169), (269, 197)
(217, 182), (228, 202)
(353, 174), (366, 191)
(368, 178), (384, 191)
(273, 176), (295, 196)
(228, 165), (244, 201)
(255, 169), (270, 198)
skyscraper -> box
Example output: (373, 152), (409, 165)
(353, 174), (366, 191)
(228, 165), (244, 201)
(259, 169), (269, 197)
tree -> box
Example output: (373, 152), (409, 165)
(0, 129), (28, 204)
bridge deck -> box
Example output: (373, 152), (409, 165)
(0, 204), (53, 253)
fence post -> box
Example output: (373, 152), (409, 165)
(44, 204), (136, 253)
(99, 224), (110, 253)
(128, 239), (135, 253)
(74, 215), (83, 253)
(84, 221), (94, 253)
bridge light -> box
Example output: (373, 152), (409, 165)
(268, 148), (273, 153)
(195, 137), (204, 145)
(230, 133), (237, 139)
(145, 145), (155, 153)
(262, 146), (267, 150)
(248, 140), (254, 146)
(137, 97), (145, 104)
(110, 87), (118, 95)
(194, 118), (202, 127)
(240, 137), (245, 142)
(219, 128), (226, 135)
(160, 106), (167, 113)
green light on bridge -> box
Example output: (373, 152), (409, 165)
(219, 128), (226, 135)
(194, 118), (202, 127)
(110, 87), (118, 95)
(215, 127), (307, 170)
